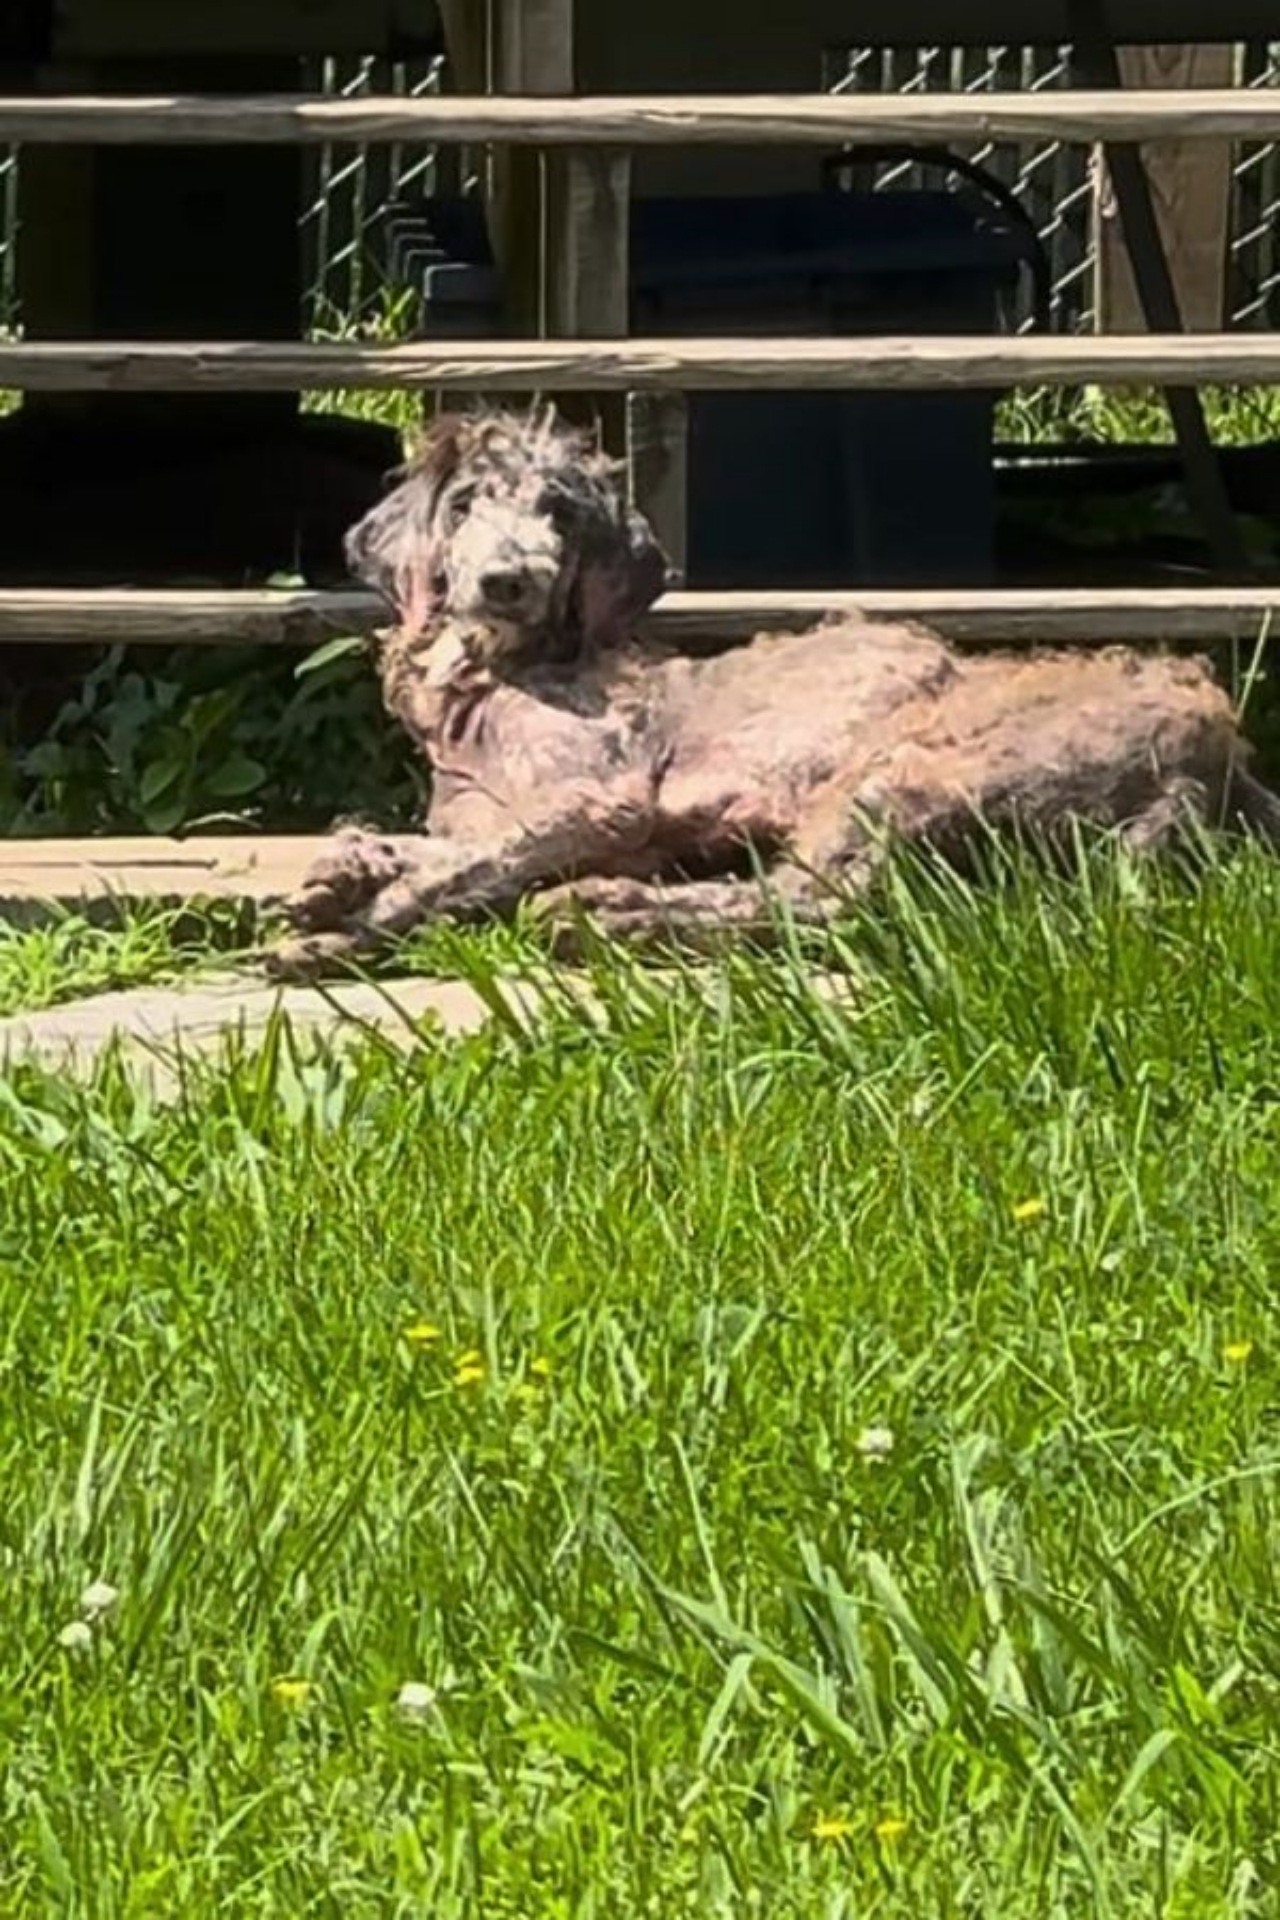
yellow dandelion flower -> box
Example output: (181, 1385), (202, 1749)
(403, 1321), (442, 1348)
(454, 1362), (486, 1389)
(529, 1356), (553, 1380)
(455, 1348), (483, 1368)
(811, 1813), (855, 1843)
(1012, 1197), (1047, 1223)
(875, 1816), (908, 1844)
(1222, 1339), (1253, 1365)
(270, 1677), (314, 1708)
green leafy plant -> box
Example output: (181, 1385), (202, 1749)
(0, 635), (424, 837)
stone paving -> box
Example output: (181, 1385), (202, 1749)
(0, 961), (853, 1099)
(0, 973), (507, 1093)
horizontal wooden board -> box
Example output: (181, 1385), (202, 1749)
(2, 90), (1280, 147)
(0, 836), (318, 910)
(3, 334), (1280, 393)
(0, 588), (377, 647)
(650, 587), (1280, 645)
(0, 585), (1275, 648)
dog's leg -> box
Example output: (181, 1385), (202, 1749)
(529, 866), (856, 959)
(1118, 775), (1211, 853)
(266, 783), (660, 979)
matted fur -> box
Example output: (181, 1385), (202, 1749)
(268, 408), (1280, 976)
(345, 406), (667, 658)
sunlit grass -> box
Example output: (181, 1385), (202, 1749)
(2, 837), (1276, 1913)
(0, 903), (252, 1018)
(997, 383), (1280, 447)
(301, 289), (428, 444)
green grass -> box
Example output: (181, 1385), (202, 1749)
(996, 384), (1280, 447)
(1, 837), (1276, 1916)
(0, 904), (258, 1017)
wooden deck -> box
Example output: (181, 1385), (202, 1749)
(0, 837), (319, 915)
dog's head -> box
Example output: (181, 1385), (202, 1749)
(344, 406), (668, 661)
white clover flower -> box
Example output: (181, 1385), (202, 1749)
(855, 1425), (895, 1461)
(394, 1680), (437, 1720)
(80, 1580), (120, 1619)
(58, 1620), (94, 1652)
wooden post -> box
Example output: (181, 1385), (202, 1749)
(492, 0), (554, 337)
(627, 393), (687, 583)
(546, 147), (630, 450)
(493, 0), (630, 451)
(436, 0), (494, 221)
(1094, 44), (1235, 331)
(1070, 3), (1247, 579)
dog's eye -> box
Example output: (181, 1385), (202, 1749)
(446, 488), (475, 527)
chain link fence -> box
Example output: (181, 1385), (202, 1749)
(298, 39), (1279, 335)
(0, 45), (1273, 336)
(824, 41), (1280, 334)
(299, 53), (446, 328)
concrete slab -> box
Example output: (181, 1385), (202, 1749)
(0, 972), (505, 1087)
(0, 961), (858, 1097)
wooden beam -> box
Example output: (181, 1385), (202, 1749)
(4, 91), (1280, 147)
(648, 586), (1280, 646)
(545, 150), (631, 338)
(436, 1), (489, 93)
(436, 0), (495, 218)
(4, 334), (1280, 392)
(489, 3), (631, 452)
(546, 147), (631, 451)
(628, 393), (688, 584)
(1095, 47), (1235, 331)
(0, 587), (376, 645)
(0, 585), (1276, 648)
(491, 0), (559, 337)
(1071, 9), (1245, 578)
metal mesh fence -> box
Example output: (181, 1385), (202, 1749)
(825, 42), (1280, 333)
(298, 53), (446, 328)
(824, 45), (1096, 333)
(306, 38), (1280, 335)
(0, 46), (1274, 336)
(1232, 43), (1280, 325)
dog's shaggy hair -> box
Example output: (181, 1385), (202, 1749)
(269, 405), (1280, 975)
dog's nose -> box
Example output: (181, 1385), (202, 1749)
(479, 569), (529, 610)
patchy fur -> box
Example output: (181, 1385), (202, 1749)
(346, 407), (667, 661)
(268, 406), (1280, 976)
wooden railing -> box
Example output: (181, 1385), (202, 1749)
(0, 586), (1274, 649)
(5, 335), (1280, 391)
(1, 89), (1280, 144)
(3, 88), (1280, 643)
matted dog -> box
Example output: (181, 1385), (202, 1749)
(269, 405), (1280, 975)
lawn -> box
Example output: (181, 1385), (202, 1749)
(1, 837), (1276, 1916)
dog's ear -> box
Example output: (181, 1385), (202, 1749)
(344, 414), (467, 630)
(573, 458), (670, 653)
(621, 505), (669, 620)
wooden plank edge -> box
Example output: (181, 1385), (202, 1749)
(0, 835), (320, 915)
(0, 586), (1277, 647)
(3, 335), (1280, 391)
(4, 91), (1280, 145)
